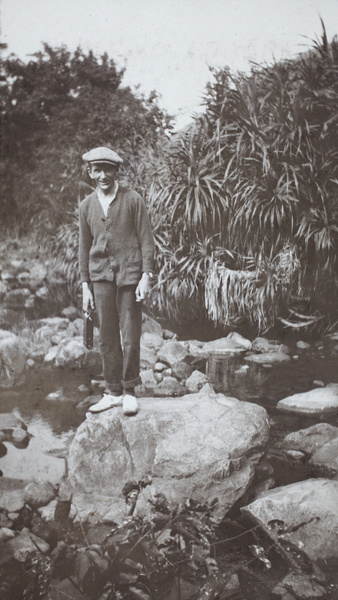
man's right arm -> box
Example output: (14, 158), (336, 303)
(79, 205), (94, 311)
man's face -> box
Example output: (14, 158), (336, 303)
(88, 162), (118, 193)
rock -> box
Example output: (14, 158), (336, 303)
(24, 480), (57, 508)
(44, 346), (59, 363)
(6, 528), (50, 561)
(154, 361), (167, 372)
(185, 370), (208, 393)
(0, 527), (15, 542)
(242, 479), (338, 563)
(78, 383), (91, 394)
(244, 351), (290, 364)
(0, 333), (26, 387)
(140, 369), (157, 391)
(0, 281), (7, 298)
(313, 380), (325, 387)
(54, 337), (86, 367)
(284, 423), (338, 456)
(38, 499), (58, 521)
(277, 387), (338, 415)
(35, 286), (49, 300)
(196, 336), (249, 357)
(296, 341), (311, 350)
(234, 365), (250, 374)
(227, 331), (252, 350)
(162, 328), (176, 340)
(0, 413), (27, 434)
(273, 573), (326, 599)
(310, 438), (338, 474)
(153, 376), (186, 397)
(141, 332), (164, 352)
(37, 317), (69, 329)
(61, 306), (78, 320)
(0, 486), (26, 513)
(251, 337), (289, 354)
(68, 391), (269, 524)
(157, 340), (190, 367)
(140, 344), (157, 369)
(285, 450), (307, 462)
(46, 389), (65, 401)
(141, 314), (162, 336)
(11, 427), (29, 444)
(67, 318), (83, 336)
(171, 361), (195, 381)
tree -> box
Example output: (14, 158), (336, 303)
(0, 44), (172, 231)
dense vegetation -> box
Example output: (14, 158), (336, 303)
(150, 24), (338, 333)
(1, 25), (338, 333)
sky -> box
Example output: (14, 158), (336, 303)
(2, 0), (338, 128)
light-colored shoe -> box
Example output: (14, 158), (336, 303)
(89, 394), (123, 413)
(123, 394), (139, 416)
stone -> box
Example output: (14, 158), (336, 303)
(277, 387), (338, 415)
(244, 351), (290, 364)
(185, 370), (208, 393)
(11, 427), (29, 444)
(0, 333), (26, 388)
(162, 328), (176, 340)
(0, 413), (27, 433)
(67, 318), (84, 336)
(154, 361), (167, 372)
(0, 487), (26, 513)
(0, 282), (7, 298)
(251, 337), (289, 354)
(44, 346), (59, 363)
(141, 332), (164, 352)
(68, 391), (269, 524)
(54, 337), (86, 367)
(61, 306), (79, 320)
(38, 499), (58, 521)
(284, 423), (338, 456)
(140, 369), (157, 390)
(6, 528), (50, 561)
(24, 480), (57, 508)
(157, 340), (190, 367)
(313, 380), (325, 387)
(242, 479), (338, 563)
(227, 331), (252, 350)
(195, 336), (249, 357)
(274, 573), (326, 599)
(153, 376), (186, 397)
(171, 361), (195, 381)
(296, 340), (311, 350)
(37, 317), (69, 329)
(0, 527), (15, 542)
(310, 438), (338, 474)
(140, 344), (158, 369)
(234, 365), (250, 374)
(35, 286), (49, 300)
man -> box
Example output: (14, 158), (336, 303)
(79, 146), (154, 415)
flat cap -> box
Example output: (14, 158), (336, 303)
(82, 146), (123, 165)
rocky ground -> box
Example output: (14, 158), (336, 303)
(1, 237), (338, 599)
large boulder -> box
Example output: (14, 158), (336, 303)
(242, 479), (338, 563)
(277, 386), (338, 415)
(0, 331), (26, 388)
(68, 390), (269, 523)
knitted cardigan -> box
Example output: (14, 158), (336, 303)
(79, 186), (155, 286)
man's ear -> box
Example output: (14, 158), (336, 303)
(87, 166), (93, 180)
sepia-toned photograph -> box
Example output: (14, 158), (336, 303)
(1, 0), (338, 598)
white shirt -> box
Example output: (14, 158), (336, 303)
(97, 182), (119, 217)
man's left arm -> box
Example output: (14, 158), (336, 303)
(134, 195), (155, 302)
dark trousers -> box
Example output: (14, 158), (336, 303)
(92, 281), (142, 392)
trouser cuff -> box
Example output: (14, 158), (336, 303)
(122, 376), (142, 390)
(106, 383), (124, 393)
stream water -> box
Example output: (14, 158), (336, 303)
(1, 341), (337, 484)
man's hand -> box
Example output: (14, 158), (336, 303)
(82, 282), (94, 312)
(135, 272), (151, 302)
